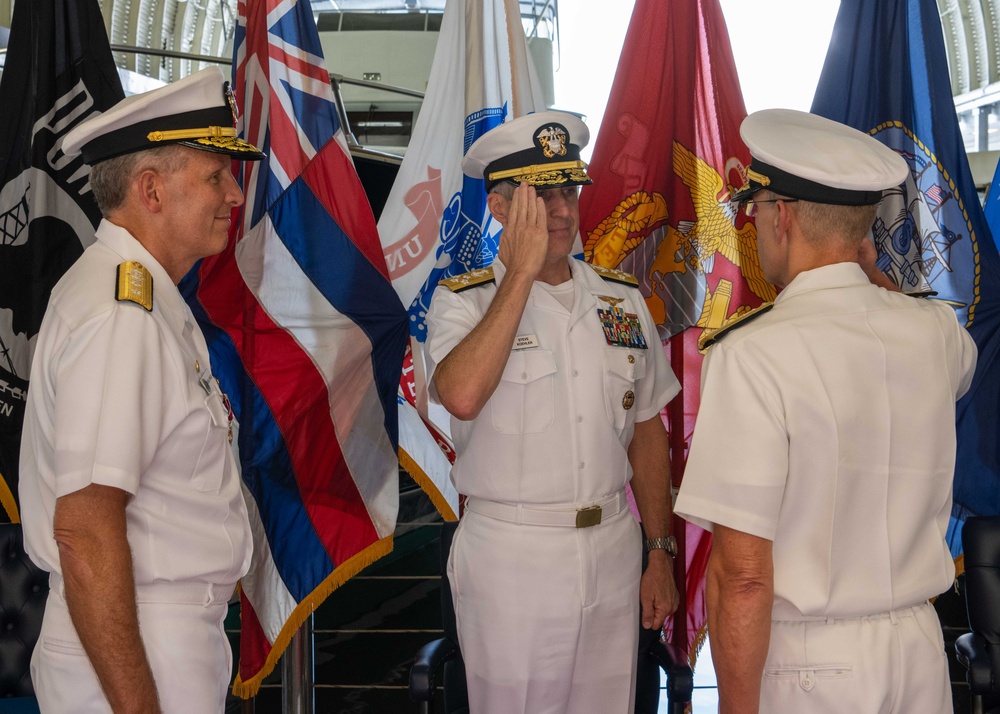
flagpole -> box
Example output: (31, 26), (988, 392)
(281, 615), (315, 714)
(667, 334), (689, 655)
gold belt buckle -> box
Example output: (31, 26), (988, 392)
(575, 505), (602, 528)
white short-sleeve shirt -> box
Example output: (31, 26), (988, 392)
(19, 220), (252, 588)
(425, 257), (680, 505)
(675, 262), (977, 619)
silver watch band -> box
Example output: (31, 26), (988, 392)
(643, 535), (677, 557)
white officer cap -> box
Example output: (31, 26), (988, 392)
(63, 66), (265, 165)
(462, 110), (592, 190)
(734, 108), (908, 206)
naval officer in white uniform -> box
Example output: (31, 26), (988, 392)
(675, 108), (977, 714)
(19, 67), (264, 713)
(425, 111), (681, 713)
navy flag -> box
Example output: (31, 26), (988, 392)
(0, 0), (125, 522)
(812, 0), (1000, 551)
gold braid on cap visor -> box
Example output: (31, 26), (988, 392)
(147, 125), (236, 142)
(488, 160), (589, 183)
(746, 167), (771, 187)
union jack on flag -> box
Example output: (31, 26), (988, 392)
(180, 0), (408, 696)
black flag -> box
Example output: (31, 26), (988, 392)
(0, 0), (124, 522)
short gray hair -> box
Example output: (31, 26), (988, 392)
(89, 144), (190, 216)
(489, 181), (516, 200)
(757, 189), (878, 248)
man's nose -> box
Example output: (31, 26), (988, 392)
(225, 171), (245, 207)
(545, 191), (571, 215)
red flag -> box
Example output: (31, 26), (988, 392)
(579, 0), (774, 663)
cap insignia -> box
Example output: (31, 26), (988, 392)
(589, 263), (639, 287)
(439, 267), (496, 292)
(224, 81), (239, 125)
(534, 123), (570, 159)
(115, 261), (153, 311)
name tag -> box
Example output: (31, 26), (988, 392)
(512, 334), (539, 350)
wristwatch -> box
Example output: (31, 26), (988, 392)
(643, 535), (678, 557)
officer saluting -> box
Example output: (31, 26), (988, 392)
(425, 111), (681, 713)
(19, 67), (263, 713)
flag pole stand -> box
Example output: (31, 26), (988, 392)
(282, 614), (315, 714)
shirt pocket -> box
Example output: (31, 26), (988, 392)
(190, 387), (231, 494)
(603, 349), (647, 431)
(490, 349), (557, 434)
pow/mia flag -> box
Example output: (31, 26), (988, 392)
(0, 0), (124, 522)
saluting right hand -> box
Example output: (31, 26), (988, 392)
(497, 182), (548, 281)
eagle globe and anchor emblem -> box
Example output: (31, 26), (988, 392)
(583, 124), (979, 347)
(584, 140), (777, 343)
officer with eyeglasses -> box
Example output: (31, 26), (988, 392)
(675, 108), (976, 714)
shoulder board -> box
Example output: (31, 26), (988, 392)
(903, 289), (938, 299)
(438, 267), (495, 293)
(589, 263), (639, 287)
(698, 302), (773, 352)
(115, 261), (153, 311)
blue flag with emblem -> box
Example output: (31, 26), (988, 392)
(811, 0), (1000, 553)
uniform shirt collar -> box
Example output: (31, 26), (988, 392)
(775, 262), (870, 305)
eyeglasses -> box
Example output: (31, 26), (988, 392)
(739, 197), (799, 218)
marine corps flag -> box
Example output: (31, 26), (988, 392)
(0, 0), (125, 522)
(811, 0), (1000, 550)
(578, 0), (772, 659)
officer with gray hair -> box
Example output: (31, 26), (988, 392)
(675, 108), (977, 714)
(425, 111), (681, 713)
(19, 66), (263, 713)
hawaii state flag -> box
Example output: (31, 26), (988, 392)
(0, 0), (124, 523)
(181, 0), (408, 695)
(378, 0), (546, 520)
(812, 0), (1000, 551)
(579, 0), (773, 661)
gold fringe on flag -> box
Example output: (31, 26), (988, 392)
(231, 534), (394, 699)
(399, 447), (458, 522)
(0, 471), (19, 523)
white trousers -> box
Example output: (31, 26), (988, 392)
(448, 504), (642, 714)
(32, 584), (232, 713)
(760, 601), (952, 713)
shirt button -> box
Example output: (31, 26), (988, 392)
(573, 370), (580, 377)
(627, 354), (635, 364)
(578, 462), (585, 469)
(521, 372), (528, 380)
(577, 415), (584, 423)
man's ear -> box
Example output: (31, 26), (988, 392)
(134, 168), (164, 213)
(486, 191), (509, 223)
(775, 200), (795, 244)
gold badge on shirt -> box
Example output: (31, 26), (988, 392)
(597, 297), (647, 350)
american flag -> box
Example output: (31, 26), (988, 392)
(180, 0), (408, 696)
(925, 184), (948, 206)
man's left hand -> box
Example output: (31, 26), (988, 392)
(640, 550), (679, 629)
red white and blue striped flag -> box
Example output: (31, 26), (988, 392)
(180, 0), (408, 696)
